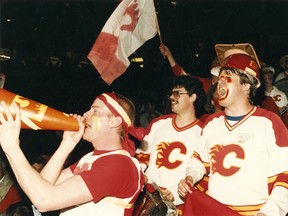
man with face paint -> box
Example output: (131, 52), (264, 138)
(178, 54), (288, 216)
(0, 92), (145, 216)
(135, 75), (206, 215)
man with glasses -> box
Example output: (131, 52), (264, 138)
(178, 53), (288, 216)
(135, 75), (206, 215)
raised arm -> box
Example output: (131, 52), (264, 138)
(159, 43), (187, 76)
(0, 102), (92, 212)
(159, 43), (177, 67)
(40, 115), (85, 184)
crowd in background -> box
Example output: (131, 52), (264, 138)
(0, 42), (288, 215)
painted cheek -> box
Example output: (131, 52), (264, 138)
(217, 76), (232, 101)
(226, 76), (232, 83)
(91, 115), (101, 131)
(217, 79), (227, 98)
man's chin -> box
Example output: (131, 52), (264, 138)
(82, 133), (89, 142)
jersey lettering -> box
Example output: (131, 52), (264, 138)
(273, 94), (282, 102)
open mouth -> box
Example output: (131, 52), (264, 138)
(170, 99), (178, 106)
(85, 123), (91, 128)
(217, 82), (229, 101)
(218, 87), (226, 97)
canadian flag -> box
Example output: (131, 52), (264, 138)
(88, 0), (158, 85)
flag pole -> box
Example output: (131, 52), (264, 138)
(155, 9), (166, 59)
(155, 11), (163, 44)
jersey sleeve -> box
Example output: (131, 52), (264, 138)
(135, 115), (172, 171)
(185, 135), (208, 185)
(171, 63), (186, 76)
(78, 155), (140, 203)
(261, 111), (288, 215)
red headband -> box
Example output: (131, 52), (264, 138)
(97, 93), (145, 156)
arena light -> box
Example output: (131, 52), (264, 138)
(0, 49), (11, 61)
(0, 54), (10, 60)
(131, 57), (144, 63)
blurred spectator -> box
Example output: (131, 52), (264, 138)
(253, 66), (280, 117)
(31, 155), (51, 173)
(199, 83), (224, 123)
(139, 101), (162, 128)
(6, 202), (33, 216)
(262, 65), (288, 128)
(0, 157), (25, 216)
(275, 55), (288, 82)
(262, 66), (288, 110)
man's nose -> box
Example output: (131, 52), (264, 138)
(218, 77), (225, 84)
(83, 111), (91, 119)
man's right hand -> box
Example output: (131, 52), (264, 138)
(0, 102), (21, 154)
(159, 43), (171, 58)
(61, 114), (85, 152)
(177, 176), (193, 198)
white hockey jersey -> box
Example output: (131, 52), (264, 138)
(136, 114), (203, 206)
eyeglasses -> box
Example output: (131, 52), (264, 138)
(169, 90), (190, 99)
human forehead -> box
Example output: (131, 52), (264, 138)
(90, 98), (110, 113)
(219, 69), (239, 77)
(263, 70), (274, 74)
(172, 86), (186, 91)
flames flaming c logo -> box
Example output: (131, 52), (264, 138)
(156, 141), (186, 169)
(210, 144), (245, 176)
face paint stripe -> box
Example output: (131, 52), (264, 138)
(91, 115), (100, 131)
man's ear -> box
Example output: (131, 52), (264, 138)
(243, 83), (251, 91)
(189, 93), (197, 103)
(110, 116), (122, 128)
(211, 99), (215, 106)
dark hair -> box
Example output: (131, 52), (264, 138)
(204, 83), (218, 114)
(172, 75), (207, 118)
(239, 72), (258, 104)
(6, 202), (33, 216)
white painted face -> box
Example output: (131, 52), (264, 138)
(217, 72), (232, 101)
(217, 69), (243, 106)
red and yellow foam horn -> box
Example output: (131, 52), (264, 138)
(0, 89), (79, 131)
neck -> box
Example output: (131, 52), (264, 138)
(224, 101), (253, 117)
(214, 106), (224, 113)
(175, 110), (197, 127)
(265, 83), (273, 92)
(91, 134), (122, 151)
